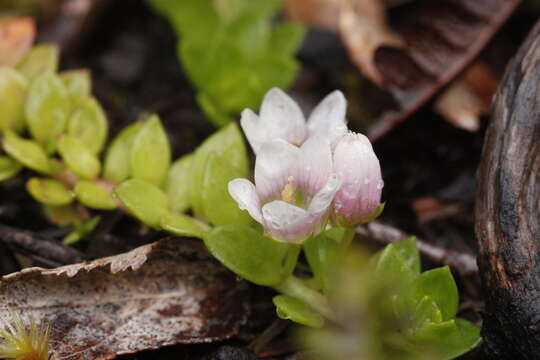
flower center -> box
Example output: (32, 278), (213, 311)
(280, 176), (305, 207)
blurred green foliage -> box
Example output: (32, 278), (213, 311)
(148, 0), (305, 126)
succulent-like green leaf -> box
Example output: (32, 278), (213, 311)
(114, 178), (169, 229)
(0, 67), (27, 133)
(392, 237), (421, 275)
(376, 242), (417, 287)
(190, 122), (248, 219)
(43, 204), (84, 227)
(0, 155), (22, 181)
(204, 224), (297, 286)
(160, 212), (210, 239)
(60, 69), (91, 105)
(201, 153), (252, 226)
(2, 130), (51, 174)
(68, 97), (108, 154)
(412, 266), (459, 322)
(63, 216), (101, 245)
(103, 121), (143, 184)
(74, 181), (117, 210)
(165, 153), (193, 213)
(25, 72), (71, 153)
(58, 135), (101, 180)
(273, 295), (325, 328)
(130, 115), (171, 187)
(16, 44), (59, 80)
(304, 228), (346, 294)
(26, 177), (73, 206)
(411, 296), (443, 331)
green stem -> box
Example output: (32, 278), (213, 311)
(342, 226), (356, 249)
(274, 275), (334, 320)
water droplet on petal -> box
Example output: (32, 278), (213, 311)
(376, 180), (384, 190)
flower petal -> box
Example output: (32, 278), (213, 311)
(259, 88), (307, 147)
(228, 178), (262, 223)
(262, 200), (313, 244)
(255, 139), (301, 203)
(307, 90), (348, 147)
(333, 132), (383, 225)
(297, 135), (333, 199)
(240, 109), (264, 154)
(308, 173), (342, 216)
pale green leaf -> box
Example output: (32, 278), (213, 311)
(26, 177), (73, 206)
(0, 67), (27, 133)
(2, 130), (51, 174)
(273, 295), (325, 328)
(68, 97), (108, 154)
(74, 180), (117, 210)
(58, 135), (101, 180)
(103, 121), (143, 184)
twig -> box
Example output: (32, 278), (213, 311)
(248, 319), (290, 356)
(357, 220), (478, 276)
(0, 224), (85, 266)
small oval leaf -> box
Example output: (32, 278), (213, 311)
(74, 181), (117, 210)
(103, 121), (143, 184)
(160, 212), (209, 239)
(58, 135), (101, 180)
(273, 295), (325, 328)
(2, 130), (51, 174)
(114, 179), (169, 229)
(166, 154), (193, 213)
(26, 177), (74, 206)
(16, 43), (59, 80)
(130, 115), (171, 187)
(412, 266), (458, 322)
(0, 155), (22, 181)
(68, 98), (108, 154)
(25, 72), (71, 153)
(0, 67), (27, 133)
(60, 69), (91, 105)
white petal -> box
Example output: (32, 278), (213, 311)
(240, 109), (264, 154)
(255, 139), (301, 202)
(308, 173), (341, 215)
(259, 88), (307, 146)
(297, 135), (333, 199)
(262, 200), (313, 244)
(228, 179), (262, 223)
(307, 90), (348, 147)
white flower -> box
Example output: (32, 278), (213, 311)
(332, 132), (383, 226)
(240, 88), (348, 154)
(228, 136), (341, 244)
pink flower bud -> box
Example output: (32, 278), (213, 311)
(333, 132), (383, 226)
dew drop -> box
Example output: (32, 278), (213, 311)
(376, 180), (384, 190)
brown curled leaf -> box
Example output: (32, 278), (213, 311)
(0, 17), (36, 66)
(0, 238), (250, 360)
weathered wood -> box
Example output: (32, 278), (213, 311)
(475, 20), (540, 359)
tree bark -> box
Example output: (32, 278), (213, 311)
(475, 20), (540, 359)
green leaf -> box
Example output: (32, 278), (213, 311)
(0, 67), (27, 133)
(25, 72), (71, 153)
(412, 319), (481, 360)
(26, 177), (73, 206)
(74, 181), (117, 210)
(201, 153), (252, 226)
(63, 216), (101, 245)
(273, 295), (325, 328)
(130, 115), (171, 187)
(412, 266), (459, 322)
(58, 135), (101, 180)
(166, 154), (193, 213)
(190, 122), (248, 219)
(67, 97), (108, 154)
(204, 224), (298, 286)
(60, 69), (91, 105)
(392, 237), (421, 274)
(16, 44), (59, 80)
(2, 130), (51, 174)
(270, 23), (306, 56)
(411, 296), (443, 331)
(376, 242), (417, 287)
(0, 156), (22, 181)
(103, 121), (143, 184)
(160, 212), (210, 239)
(43, 204), (84, 226)
(304, 228), (346, 294)
(114, 178), (169, 229)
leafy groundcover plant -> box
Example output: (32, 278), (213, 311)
(0, 23), (480, 360)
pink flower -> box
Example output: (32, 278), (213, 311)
(332, 132), (383, 226)
(240, 88), (348, 154)
(228, 136), (341, 244)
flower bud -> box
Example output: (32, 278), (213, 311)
(333, 132), (383, 226)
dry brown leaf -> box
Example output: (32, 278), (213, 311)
(412, 196), (461, 223)
(0, 238), (249, 360)
(0, 17), (35, 66)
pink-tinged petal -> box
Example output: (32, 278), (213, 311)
(228, 179), (262, 223)
(297, 136), (333, 199)
(240, 109), (264, 154)
(307, 90), (348, 148)
(262, 200), (314, 244)
(259, 88), (307, 146)
(255, 139), (301, 203)
(333, 132), (383, 225)
(307, 173), (342, 234)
